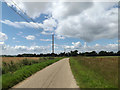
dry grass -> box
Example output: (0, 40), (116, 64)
(2, 57), (40, 63)
(72, 56), (118, 87)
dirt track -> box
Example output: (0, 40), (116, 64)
(13, 58), (78, 88)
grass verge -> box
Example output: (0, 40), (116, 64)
(2, 57), (55, 74)
(69, 57), (118, 88)
(2, 57), (63, 89)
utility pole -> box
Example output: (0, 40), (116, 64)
(52, 34), (54, 57)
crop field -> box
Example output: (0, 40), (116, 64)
(70, 56), (118, 88)
(2, 57), (43, 63)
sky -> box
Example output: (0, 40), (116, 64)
(0, 0), (119, 55)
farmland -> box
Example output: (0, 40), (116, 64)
(2, 57), (45, 63)
(1, 56), (119, 88)
(70, 56), (118, 88)
(2, 57), (63, 89)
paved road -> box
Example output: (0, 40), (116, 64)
(13, 58), (78, 88)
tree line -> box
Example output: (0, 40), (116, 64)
(1, 50), (120, 57)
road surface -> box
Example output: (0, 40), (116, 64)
(13, 58), (78, 88)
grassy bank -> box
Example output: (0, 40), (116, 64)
(2, 57), (63, 89)
(2, 57), (54, 74)
(70, 56), (118, 88)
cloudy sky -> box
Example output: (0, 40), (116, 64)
(0, 0), (119, 55)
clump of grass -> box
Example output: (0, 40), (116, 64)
(2, 57), (63, 89)
(70, 57), (118, 88)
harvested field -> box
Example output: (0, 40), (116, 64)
(2, 57), (45, 63)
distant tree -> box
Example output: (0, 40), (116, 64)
(17, 54), (22, 57)
(99, 51), (108, 56)
(117, 51), (120, 56)
(89, 51), (97, 56)
(70, 50), (78, 56)
(6, 50), (119, 57)
(108, 51), (114, 56)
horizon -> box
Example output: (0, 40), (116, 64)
(1, 50), (119, 56)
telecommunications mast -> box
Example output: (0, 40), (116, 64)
(52, 34), (54, 56)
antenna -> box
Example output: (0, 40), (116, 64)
(64, 48), (66, 56)
(52, 34), (54, 56)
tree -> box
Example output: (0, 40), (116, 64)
(89, 51), (97, 56)
(70, 50), (78, 56)
(117, 51), (120, 56)
(99, 51), (108, 56)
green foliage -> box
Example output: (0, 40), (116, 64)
(2, 57), (63, 89)
(2, 57), (53, 74)
(21, 59), (29, 65)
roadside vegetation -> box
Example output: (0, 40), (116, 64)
(2, 57), (63, 89)
(2, 57), (54, 74)
(70, 56), (118, 88)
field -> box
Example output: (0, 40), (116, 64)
(1, 56), (119, 88)
(2, 57), (44, 63)
(2, 57), (63, 89)
(70, 56), (118, 88)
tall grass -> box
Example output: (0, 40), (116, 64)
(2, 57), (63, 89)
(2, 57), (54, 74)
(70, 56), (118, 88)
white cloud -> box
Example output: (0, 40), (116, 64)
(5, 0), (52, 19)
(1, 18), (57, 32)
(3, 1), (118, 42)
(25, 35), (35, 40)
(0, 42), (4, 45)
(72, 42), (82, 49)
(1, 44), (51, 55)
(1, 20), (21, 28)
(41, 31), (53, 35)
(40, 39), (51, 41)
(51, 2), (93, 20)
(12, 37), (16, 40)
(65, 41), (81, 49)
(55, 2), (118, 42)
(42, 18), (57, 31)
(1, 20), (43, 28)
(23, 2), (51, 19)
(0, 41), (118, 55)
(0, 32), (8, 42)
(65, 41), (118, 52)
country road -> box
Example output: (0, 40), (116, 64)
(13, 58), (79, 88)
